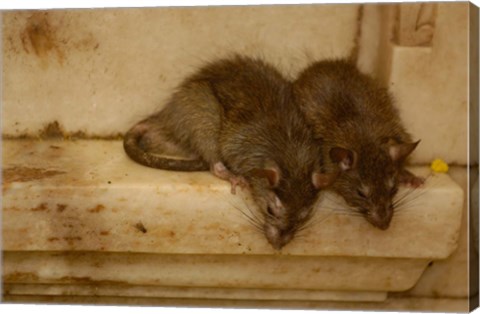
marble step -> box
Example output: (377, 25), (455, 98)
(2, 139), (464, 258)
(1, 139), (465, 300)
(2, 251), (427, 292)
(1, 293), (470, 312)
(2, 283), (387, 302)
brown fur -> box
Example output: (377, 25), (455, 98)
(124, 55), (334, 249)
(293, 59), (423, 230)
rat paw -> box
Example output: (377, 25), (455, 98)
(211, 162), (249, 194)
(228, 176), (249, 195)
(399, 170), (425, 188)
(403, 176), (425, 188)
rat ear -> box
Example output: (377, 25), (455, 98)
(389, 140), (420, 162)
(312, 171), (337, 189)
(329, 147), (356, 171)
(250, 162), (281, 188)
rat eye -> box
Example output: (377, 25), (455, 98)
(267, 207), (274, 216)
(390, 187), (399, 196)
(357, 189), (367, 198)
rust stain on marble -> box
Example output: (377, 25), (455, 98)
(63, 236), (82, 241)
(11, 11), (102, 67)
(58, 276), (125, 285)
(31, 202), (48, 211)
(20, 12), (65, 65)
(3, 271), (40, 283)
(39, 121), (65, 138)
(135, 222), (147, 233)
(56, 204), (67, 212)
(3, 166), (65, 184)
(3, 120), (124, 140)
(88, 204), (105, 213)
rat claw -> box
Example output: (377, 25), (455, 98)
(211, 162), (248, 194)
(399, 170), (425, 188)
(229, 176), (249, 195)
(405, 176), (425, 188)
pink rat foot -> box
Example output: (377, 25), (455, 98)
(228, 176), (249, 195)
(399, 169), (425, 188)
(211, 162), (249, 195)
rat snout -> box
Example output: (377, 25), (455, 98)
(367, 206), (393, 230)
(264, 224), (294, 250)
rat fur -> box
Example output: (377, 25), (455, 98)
(124, 55), (335, 249)
(293, 59), (424, 230)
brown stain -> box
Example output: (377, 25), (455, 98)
(63, 236), (82, 246)
(88, 204), (105, 213)
(48, 237), (60, 242)
(3, 166), (65, 184)
(31, 202), (48, 211)
(3, 271), (40, 283)
(39, 121), (64, 138)
(56, 204), (67, 212)
(207, 222), (221, 229)
(58, 276), (124, 285)
(100, 231), (109, 236)
(135, 222), (147, 233)
(3, 120), (124, 140)
(15, 12), (101, 67)
(20, 12), (65, 66)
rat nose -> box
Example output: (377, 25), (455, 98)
(265, 224), (294, 250)
(368, 209), (392, 230)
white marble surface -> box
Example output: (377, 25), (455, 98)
(387, 3), (469, 164)
(2, 139), (464, 257)
(2, 5), (359, 137)
(3, 284), (387, 302)
(2, 251), (427, 292)
(2, 293), (471, 312)
(402, 167), (477, 298)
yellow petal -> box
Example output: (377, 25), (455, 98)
(430, 158), (449, 173)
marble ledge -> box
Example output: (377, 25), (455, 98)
(3, 284), (387, 302)
(2, 139), (464, 258)
(2, 251), (427, 292)
(2, 294), (471, 312)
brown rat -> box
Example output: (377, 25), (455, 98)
(293, 59), (424, 230)
(124, 55), (335, 249)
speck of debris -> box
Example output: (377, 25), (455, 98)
(135, 222), (147, 233)
(107, 181), (111, 184)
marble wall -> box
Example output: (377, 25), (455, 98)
(2, 5), (359, 137)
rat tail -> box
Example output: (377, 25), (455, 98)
(123, 121), (209, 171)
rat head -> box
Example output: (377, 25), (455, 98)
(329, 140), (420, 230)
(247, 160), (336, 250)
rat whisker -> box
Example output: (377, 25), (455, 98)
(335, 207), (364, 215)
(393, 208), (417, 217)
(394, 173), (433, 205)
(297, 211), (333, 232)
(321, 195), (348, 207)
(233, 206), (263, 231)
(225, 197), (264, 232)
(334, 211), (364, 217)
(393, 184), (430, 209)
(242, 201), (264, 225)
(393, 190), (429, 210)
